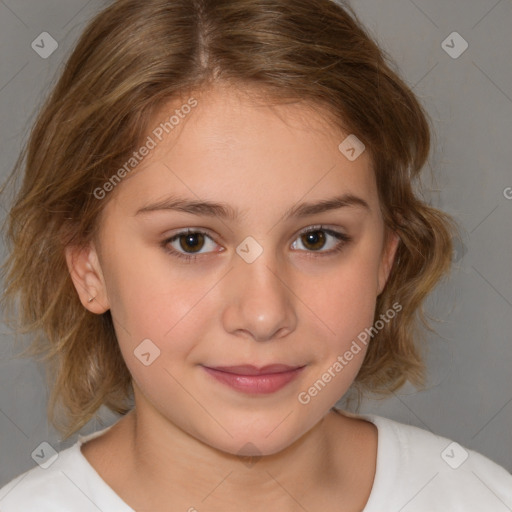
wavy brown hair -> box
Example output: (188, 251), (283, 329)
(0, 0), (458, 438)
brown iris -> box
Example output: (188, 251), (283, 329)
(179, 232), (206, 253)
(301, 230), (326, 251)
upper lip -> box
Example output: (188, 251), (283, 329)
(204, 364), (304, 375)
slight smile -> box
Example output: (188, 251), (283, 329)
(202, 364), (307, 394)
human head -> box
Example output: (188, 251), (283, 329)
(1, 0), (456, 439)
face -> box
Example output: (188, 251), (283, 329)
(68, 84), (398, 457)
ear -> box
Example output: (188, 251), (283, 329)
(64, 241), (110, 314)
(377, 229), (400, 296)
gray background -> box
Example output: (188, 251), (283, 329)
(0, 0), (511, 488)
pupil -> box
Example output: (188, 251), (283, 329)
(181, 233), (204, 253)
(304, 231), (325, 250)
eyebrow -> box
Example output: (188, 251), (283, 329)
(135, 193), (370, 221)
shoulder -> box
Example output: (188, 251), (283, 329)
(0, 443), (87, 511)
(0, 425), (133, 512)
(362, 413), (512, 511)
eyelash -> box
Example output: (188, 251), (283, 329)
(161, 225), (352, 263)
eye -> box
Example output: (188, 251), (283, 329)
(161, 225), (352, 263)
(161, 229), (220, 262)
(291, 225), (352, 257)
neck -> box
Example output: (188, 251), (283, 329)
(113, 403), (374, 512)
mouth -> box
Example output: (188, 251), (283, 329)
(202, 364), (306, 394)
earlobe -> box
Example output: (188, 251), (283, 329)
(377, 230), (400, 296)
(64, 242), (110, 314)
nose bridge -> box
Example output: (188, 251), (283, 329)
(223, 235), (295, 341)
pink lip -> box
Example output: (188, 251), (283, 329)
(202, 364), (305, 394)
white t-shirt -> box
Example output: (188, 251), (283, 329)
(1, 413), (511, 511)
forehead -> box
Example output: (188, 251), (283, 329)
(104, 85), (378, 219)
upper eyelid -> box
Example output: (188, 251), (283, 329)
(166, 224), (344, 239)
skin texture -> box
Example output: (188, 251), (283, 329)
(66, 83), (399, 511)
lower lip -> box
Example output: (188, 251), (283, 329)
(203, 367), (305, 394)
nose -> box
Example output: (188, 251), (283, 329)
(221, 248), (297, 342)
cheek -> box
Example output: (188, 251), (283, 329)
(299, 238), (383, 390)
(294, 269), (376, 410)
(318, 244), (382, 336)
(102, 230), (201, 335)
(104, 243), (226, 391)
